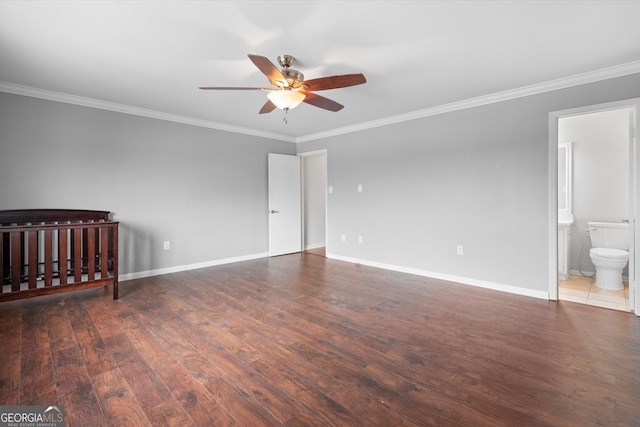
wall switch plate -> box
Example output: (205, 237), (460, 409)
(164, 241), (170, 250)
(358, 235), (363, 244)
(328, 186), (333, 194)
(357, 184), (363, 193)
(341, 234), (346, 242)
(457, 245), (463, 255)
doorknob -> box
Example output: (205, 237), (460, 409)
(270, 210), (280, 214)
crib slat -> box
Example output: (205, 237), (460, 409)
(112, 225), (118, 300)
(82, 227), (89, 272)
(28, 230), (37, 289)
(44, 229), (53, 287)
(10, 232), (21, 291)
(59, 228), (68, 285)
(87, 226), (95, 281)
(73, 228), (82, 282)
(101, 227), (109, 279)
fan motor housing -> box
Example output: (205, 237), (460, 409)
(282, 68), (304, 85)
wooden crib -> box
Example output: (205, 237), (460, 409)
(0, 209), (119, 302)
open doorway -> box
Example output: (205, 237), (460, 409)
(549, 100), (639, 315)
(300, 150), (327, 257)
(558, 108), (632, 311)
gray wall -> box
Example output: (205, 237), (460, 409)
(298, 73), (640, 294)
(559, 109), (631, 274)
(3, 72), (640, 294)
(0, 92), (296, 275)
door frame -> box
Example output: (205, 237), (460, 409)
(548, 98), (640, 315)
(299, 149), (328, 254)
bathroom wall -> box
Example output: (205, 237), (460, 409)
(558, 108), (631, 274)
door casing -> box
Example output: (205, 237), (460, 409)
(548, 99), (639, 315)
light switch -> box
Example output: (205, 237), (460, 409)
(358, 184), (363, 193)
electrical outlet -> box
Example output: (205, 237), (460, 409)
(457, 245), (464, 255)
(163, 241), (170, 250)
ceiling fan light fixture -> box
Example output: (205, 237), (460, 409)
(267, 90), (306, 110)
(200, 54), (366, 114)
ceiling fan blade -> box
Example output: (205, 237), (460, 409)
(248, 54), (288, 88)
(303, 92), (344, 112)
(198, 86), (266, 90)
(299, 73), (366, 91)
(259, 100), (277, 114)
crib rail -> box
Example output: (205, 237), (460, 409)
(0, 210), (119, 302)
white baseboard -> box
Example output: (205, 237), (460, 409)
(568, 269), (595, 277)
(118, 251), (549, 300)
(567, 268), (629, 281)
(304, 243), (325, 250)
(326, 253), (549, 300)
(118, 252), (269, 282)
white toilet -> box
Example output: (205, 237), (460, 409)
(588, 221), (629, 291)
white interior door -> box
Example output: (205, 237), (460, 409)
(268, 153), (302, 256)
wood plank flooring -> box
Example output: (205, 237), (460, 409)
(1, 253), (639, 426)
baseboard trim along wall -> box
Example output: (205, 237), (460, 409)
(567, 269), (629, 282)
(327, 253), (550, 300)
(567, 269), (595, 278)
(119, 251), (550, 300)
(118, 252), (269, 282)
(304, 243), (325, 250)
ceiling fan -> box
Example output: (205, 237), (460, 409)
(199, 54), (366, 116)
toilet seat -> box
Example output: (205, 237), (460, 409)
(590, 247), (629, 259)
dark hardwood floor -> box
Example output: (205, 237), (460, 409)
(1, 253), (639, 426)
(304, 247), (326, 257)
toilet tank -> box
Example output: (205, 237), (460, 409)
(588, 222), (629, 250)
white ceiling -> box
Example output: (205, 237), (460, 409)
(2, 1), (640, 142)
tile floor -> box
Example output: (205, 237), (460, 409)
(559, 274), (630, 312)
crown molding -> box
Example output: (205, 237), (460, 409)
(0, 82), (296, 143)
(296, 60), (640, 143)
(2, 59), (640, 144)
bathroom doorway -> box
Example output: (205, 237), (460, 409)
(558, 108), (632, 311)
(549, 100), (639, 315)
